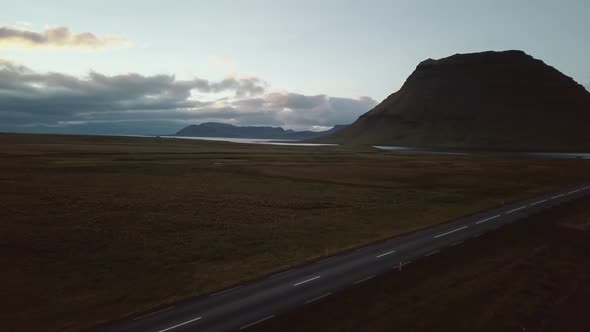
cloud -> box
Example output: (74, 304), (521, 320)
(0, 26), (129, 49)
(15, 21), (34, 28)
(0, 59), (376, 135)
(248, 93), (376, 127)
(208, 55), (239, 75)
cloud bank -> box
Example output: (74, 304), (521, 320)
(0, 60), (376, 135)
(0, 26), (128, 48)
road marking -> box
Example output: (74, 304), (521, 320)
(270, 269), (293, 279)
(584, 186), (590, 190)
(475, 214), (500, 224)
(530, 199), (547, 206)
(472, 234), (482, 238)
(158, 316), (202, 332)
(305, 292), (332, 304)
(450, 241), (464, 247)
(240, 315), (275, 330)
(133, 306), (174, 321)
(506, 206), (527, 214)
(354, 275), (375, 284)
(552, 193), (566, 199)
(568, 189), (580, 194)
(210, 285), (242, 297)
(403, 261), (412, 265)
(376, 250), (396, 258)
(434, 226), (469, 238)
(294, 276), (320, 286)
(425, 250), (440, 257)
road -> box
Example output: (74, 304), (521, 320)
(93, 185), (590, 332)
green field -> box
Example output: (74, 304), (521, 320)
(1, 133), (589, 331)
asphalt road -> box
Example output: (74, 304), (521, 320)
(93, 184), (590, 332)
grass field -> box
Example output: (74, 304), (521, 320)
(253, 196), (590, 332)
(1, 133), (590, 331)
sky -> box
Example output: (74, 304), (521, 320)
(1, 0), (589, 135)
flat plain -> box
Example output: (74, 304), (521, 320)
(1, 133), (589, 331)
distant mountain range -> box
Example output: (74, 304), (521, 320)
(319, 50), (590, 151)
(174, 122), (346, 140)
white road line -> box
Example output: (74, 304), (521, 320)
(293, 276), (320, 286)
(584, 186), (590, 190)
(210, 285), (242, 297)
(158, 316), (202, 332)
(305, 292), (332, 304)
(133, 306), (174, 321)
(530, 199), (547, 206)
(354, 275), (375, 284)
(434, 226), (469, 238)
(568, 189), (580, 194)
(403, 261), (412, 265)
(450, 241), (464, 247)
(240, 315), (275, 330)
(472, 234), (482, 238)
(425, 250), (440, 257)
(376, 250), (396, 258)
(506, 206), (527, 214)
(552, 193), (566, 199)
(270, 269), (293, 279)
(475, 214), (500, 224)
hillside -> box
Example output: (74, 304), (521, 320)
(175, 122), (345, 140)
(320, 50), (590, 151)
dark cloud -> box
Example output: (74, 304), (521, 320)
(0, 26), (128, 48)
(250, 93), (376, 128)
(0, 59), (376, 135)
(265, 93), (327, 109)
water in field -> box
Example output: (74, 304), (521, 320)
(374, 145), (590, 159)
(129, 135), (590, 156)
(164, 136), (337, 147)
(526, 152), (590, 159)
(374, 146), (468, 156)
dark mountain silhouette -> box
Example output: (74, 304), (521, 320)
(319, 50), (590, 151)
(175, 122), (346, 140)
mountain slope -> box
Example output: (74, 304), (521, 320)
(175, 122), (345, 140)
(320, 50), (590, 151)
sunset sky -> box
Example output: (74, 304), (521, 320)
(1, 0), (589, 134)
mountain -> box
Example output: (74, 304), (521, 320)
(319, 50), (590, 151)
(174, 122), (346, 140)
